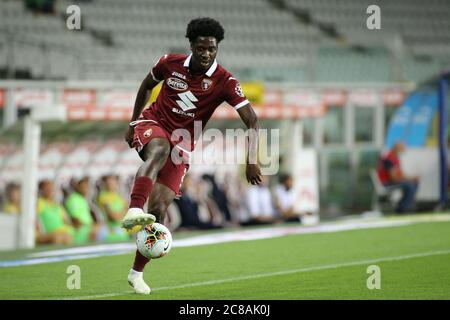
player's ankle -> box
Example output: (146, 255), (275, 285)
(129, 268), (143, 276)
(132, 249), (150, 271)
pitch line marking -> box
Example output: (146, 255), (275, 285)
(7, 214), (449, 267)
(59, 249), (450, 300)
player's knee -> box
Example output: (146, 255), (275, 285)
(143, 139), (170, 165)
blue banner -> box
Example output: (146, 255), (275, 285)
(406, 92), (438, 146)
(385, 92), (425, 149)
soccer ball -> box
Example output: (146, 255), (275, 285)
(136, 223), (173, 259)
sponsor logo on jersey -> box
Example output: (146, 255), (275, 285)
(167, 77), (188, 91)
(201, 79), (213, 91)
(144, 129), (153, 138)
(171, 71), (187, 80)
(172, 107), (195, 118)
(176, 91), (198, 111)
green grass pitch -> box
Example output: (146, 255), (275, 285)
(1, 220), (450, 300)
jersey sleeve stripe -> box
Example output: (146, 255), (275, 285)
(234, 99), (249, 110)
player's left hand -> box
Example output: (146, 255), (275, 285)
(246, 163), (262, 185)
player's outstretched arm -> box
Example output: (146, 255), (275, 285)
(125, 73), (160, 147)
(237, 104), (262, 185)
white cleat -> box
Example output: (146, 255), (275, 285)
(121, 208), (156, 230)
(128, 269), (151, 295)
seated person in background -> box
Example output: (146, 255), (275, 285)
(2, 182), (21, 214)
(196, 176), (225, 227)
(201, 174), (237, 226)
(377, 142), (419, 213)
(273, 174), (301, 222)
(65, 177), (93, 231)
(174, 174), (222, 230)
(223, 174), (248, 224)
(36, 180), (73, 245)
(96, 175), (129, 239)
(65, 177), (109, 242)
(243, 175), (280, 226)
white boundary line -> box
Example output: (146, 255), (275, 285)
(60, 249), (450, 300)
(2, 219), (416, 267)
(4, 214), (448, 268)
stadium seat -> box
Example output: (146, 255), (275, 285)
(369, 169), (402, 212)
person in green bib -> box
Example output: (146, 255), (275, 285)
(65, 176), (128, 243)
(36, 180), (74, 245)
(97, 175), (130, 238)
(64, 177), (99, 243)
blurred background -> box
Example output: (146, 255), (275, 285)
(0, 0), (449, 250)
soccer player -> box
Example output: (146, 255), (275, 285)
(122, 17), (262, 294)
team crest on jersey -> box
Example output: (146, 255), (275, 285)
(201, 79), (213, 91)
(144, 129), (153, 138)
(167, 77), (188, 91)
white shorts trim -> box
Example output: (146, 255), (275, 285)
(129, 119), (158, 127)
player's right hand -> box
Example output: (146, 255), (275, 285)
(246, 163), (262, 185)
(125, 126), (135, 148)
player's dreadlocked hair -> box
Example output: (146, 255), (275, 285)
(185, 17), (225, 43)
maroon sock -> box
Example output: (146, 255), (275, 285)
(129, 176), (154, 209)
(132, 250), (150, 272)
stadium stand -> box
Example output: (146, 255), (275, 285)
(1, 0), (448, 82)
(285, 0), (450, 57)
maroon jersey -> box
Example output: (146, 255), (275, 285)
(140, 53), (249, 150)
